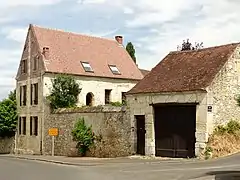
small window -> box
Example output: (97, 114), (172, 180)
(30, 117), (33, 135)
(30, 116), (38, 136)
(33, 56), (38, 71)
(81, 62), (93, 72)
(18, 117), (22, 135)
(20, 85), (27, 106)
(122, 92), (126, 105)
(22, 117), (26, 135)
(21, 59), (27, 74)
(109, 65), (120, 75)
(105, 89), (111, 104)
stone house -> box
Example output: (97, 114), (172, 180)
(15, 24), (146, 154)
(126, 43), (240, 158)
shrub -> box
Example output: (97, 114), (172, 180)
(47, 75), (81, 109)
(110, 101), (123, 107)
(204, 146), (213, 160)
(71, 118), (95, 156)
(214, 120), (240, 135)
(226, 120), (240, 134)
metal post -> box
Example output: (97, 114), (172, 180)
(51, 136), (55, 156)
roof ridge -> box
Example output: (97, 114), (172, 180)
(169, 42), (240, 54)
(31, 24), (117, 43)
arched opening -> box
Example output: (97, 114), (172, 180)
(86, 93), (94, 106)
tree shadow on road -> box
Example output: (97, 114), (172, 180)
(205, 171), (240, 180)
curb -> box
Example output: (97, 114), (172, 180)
(5, 155), (102, 167)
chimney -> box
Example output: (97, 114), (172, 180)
(115, 36), (123, 45)
(42, 47), (49, 59)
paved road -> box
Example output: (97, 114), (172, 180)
(1, 154), (240, 180)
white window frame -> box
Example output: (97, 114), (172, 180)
(109, 65), (120, 75)
(81, 62), (93, 72)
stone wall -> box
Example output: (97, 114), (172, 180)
(43, 106), (131, 157)
(0, 137), (15, 154)
(207, 46), (240, 133)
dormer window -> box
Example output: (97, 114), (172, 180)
(109, 65), (120, 75)
(81, 62), (93, 72)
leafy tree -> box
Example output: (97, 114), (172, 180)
(177, 39), (203, 51)
(47, 75), (81, 109)
(71, 118), (95, 156)
(126, 42), (136, 63)
(0, 89), (17, 137)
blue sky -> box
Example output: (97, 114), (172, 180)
(0, 0), (240, 99)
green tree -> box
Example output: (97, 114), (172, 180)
(0, 89), (17, 137)
(126, 42), (136, 63)
(47, 75), (81, 109)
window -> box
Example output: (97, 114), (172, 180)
(31, 83), (38, 105)
(30, 117), (32, 135)
(20, 85), (27, 106)
(18, 117), (22, 135)
(109, 65), (120, 75)
(81, 62), (93, 72)
(22, 117), (26, 135)
(21, 59), (27, 74)
(33, 56), (38, 71)
(122, 92), (126, 105)
(19, 117), (26, 135)
(105, 89), (111, 104)
(34, 83), (38, 105)
(30, 116), (38, 136)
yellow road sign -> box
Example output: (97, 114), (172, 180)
(48, 128), (58, 136)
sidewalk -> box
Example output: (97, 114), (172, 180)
(2, 154), (197, 167)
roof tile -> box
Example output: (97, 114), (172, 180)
(128, 43), (239, 94)
(32, 25), (143, 80)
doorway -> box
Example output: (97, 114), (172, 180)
(136, 115), (146, 155)
(154, 104), (196, 158)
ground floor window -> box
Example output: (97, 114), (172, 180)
(19, 117), (26, 135)
(30, 116), (38, 136)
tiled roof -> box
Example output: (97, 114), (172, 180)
(139, 68), (150, 77)
(31, 25), (143, 80)
(128, 43), (239, 94)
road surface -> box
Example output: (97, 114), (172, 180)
(0, 154), (240, 180)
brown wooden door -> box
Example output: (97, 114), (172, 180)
(136, 115), (146, 155)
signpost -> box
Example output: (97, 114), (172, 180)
(48, 128), (58, 156)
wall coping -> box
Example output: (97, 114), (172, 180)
(52, 105), (126, 114)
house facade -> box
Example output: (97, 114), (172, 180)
(127, 43), (240, 158)
(15, 24), (144, 154)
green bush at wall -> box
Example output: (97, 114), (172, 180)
(71, 118), (95, 156)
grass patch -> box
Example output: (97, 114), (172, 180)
(206, 120), (240, 159)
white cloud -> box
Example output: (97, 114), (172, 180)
(0, 0), (63, 7)
(123, 7), (134, 14)
(0, 49), (21, 99)
(1, 27), (28, 43)
(79, 0), (106, 4)
(80, 28), (120, 38)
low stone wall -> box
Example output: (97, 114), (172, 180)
(0, 137), (15, 154)
(43, 106), (131, 157)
